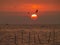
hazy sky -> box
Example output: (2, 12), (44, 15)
(0, 0), (60, 24)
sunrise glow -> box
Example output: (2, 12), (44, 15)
(31, 14), (38, 20)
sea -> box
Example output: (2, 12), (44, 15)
(0, 24), (60, 45)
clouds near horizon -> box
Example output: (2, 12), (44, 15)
(0, 0), (60, 12)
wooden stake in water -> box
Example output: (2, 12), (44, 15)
(15, 34), (18, 45)
(21, 30), (24, 44)
(28, 32), (30, 45)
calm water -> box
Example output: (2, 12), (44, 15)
(0, 24), (60, 45)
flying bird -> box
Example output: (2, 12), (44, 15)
(27, 9), (39, 14)
(35, 9), (38, 13)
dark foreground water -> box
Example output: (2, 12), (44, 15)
(0, 24), (60, 45)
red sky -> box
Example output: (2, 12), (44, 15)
(0, 0), (60, 24)
(0, 0), (60, 12)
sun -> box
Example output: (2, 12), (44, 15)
(31, 14), (38, 20)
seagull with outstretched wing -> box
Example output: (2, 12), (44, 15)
(35, 9), (38, 13)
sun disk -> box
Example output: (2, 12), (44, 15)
(31, 14), (38, 20)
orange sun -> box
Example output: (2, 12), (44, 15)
(31, 14), (38, 20)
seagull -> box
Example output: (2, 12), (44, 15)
(35, 9), (38, 13)
(27, 9), (38, 14)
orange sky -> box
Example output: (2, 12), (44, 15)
(0, 0), (60, 24)
(0, 0), (60, 12)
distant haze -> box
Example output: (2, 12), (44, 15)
(0, 0), (60, 24)
(0, 11), (60, 24)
